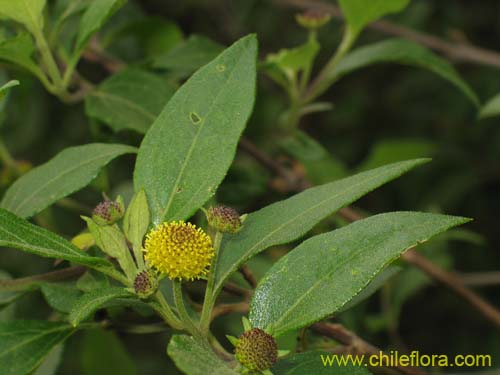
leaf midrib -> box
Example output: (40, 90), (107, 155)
(90, 90), (157, 122)
(214, 162), (415, 293)
(158, 45), (249, 222)
(268, 219), (430, 333)
(0, 324), (70, 359)
(71, 290), (130, 324)
(3, 147), (135, 216)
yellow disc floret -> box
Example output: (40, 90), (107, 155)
(143, 221), (214, 281)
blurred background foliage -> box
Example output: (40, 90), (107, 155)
(1, 0), (499, 373)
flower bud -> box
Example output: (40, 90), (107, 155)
(206, 206), (242, 234)
(133, 270), (158, 299)
(92, 196), (125, 225)
(235, 328), (278, 371)
(296, 9), (331, 30)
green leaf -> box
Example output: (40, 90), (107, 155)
(33, 344), (64, 375)
(69, 287), (132, 326)
(0, 320), (74, 375)
(273, 351), (372, 375)
(479, 93), (500, 119)
(280, 130), (347, 183)
(167, 335), (239, 375)
(1, 143), (137, 218)
(75, 0), (126, 52)
(267, 40), (320, 72)
(0, 0), (46, 33)
(134, 34), (257, 224)
(76, 270), (110, 292)
(123, 189), (150, 269)
(356, 138), (436, 172)
(262, 39), (320, 84)
(104, 16), (183, 58)
(153, 35), (225, 79)
(339, 266), (401, 312)
(0, 33), (45, 80)
(85, 69), (175, 133)
(338, 0), (409, 37)
(213, 159), (429, 297)
(249, 212), (470, 336)
(52, 0), (91, 38)
(83, 218), (137, 279)
(331, 38), (479, 106)
(0, 208), (114, 272)
(41, 283), (82, 313)
(81, 329), (137, 375)
(263, 38), (320, 87)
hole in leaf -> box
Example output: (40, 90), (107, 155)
(189, 112), (202, 124)
(216, 64), (226, 72)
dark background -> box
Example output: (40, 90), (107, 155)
(1, 0), (499, 373)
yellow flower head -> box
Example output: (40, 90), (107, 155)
(143, 221), (214, 281)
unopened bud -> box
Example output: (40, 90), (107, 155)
(92, 196), (124, 225)
(296, 9), (331, 29)
(235, 328), (278, 371)
(133, 270), (158, 299)
(206, 206), (242, 234)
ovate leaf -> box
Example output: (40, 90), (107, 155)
(83, 219), (137, 279)
(0, 208), (114, 272)
(167, 335), (239, 375)
(0, 320), (73, 375)
(263, 38), (320, 88)
(85, 69), (175, 133)
(123, 189), (150, 269)
(134, 34), (257, 224)
(331, 38), (479, 106)
(479, 93), (500, 119)
(250, 212), (470, 336)
(0, 34), (45, 80)
(338, 0), (410, 37)
(41, 283), (82, 313)
(153, 35), (225, 79)
(75, 0), (126, 52)
(1, 143), (137, 218)
(69, 287), (132, 326)
(213, 159), (429, 296)
(0, 0), (46, 33)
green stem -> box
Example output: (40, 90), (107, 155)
(0, 266), (85, 292)
(62, 54), (80, 88)
(32, 27), (64, 91)
(298, 30), (317, 94)
(56, 197), (93, 215)
(200, 231), (223, 334)
(132, 245), (145, 270)
(173, 280), (203, 339)
(303, 26), (356, 104)
(153, 291), (183, 330)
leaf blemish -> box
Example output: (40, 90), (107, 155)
(189, 112), (202, 124)
(216, 64), (226, 72)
